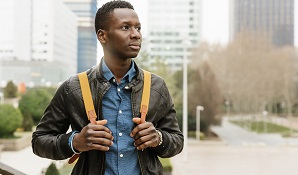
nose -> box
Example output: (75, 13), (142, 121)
(130, 28), (141, 39)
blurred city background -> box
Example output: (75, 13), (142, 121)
(0, 0), (298, 175)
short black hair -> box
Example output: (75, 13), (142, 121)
(95, 0), (134, 33)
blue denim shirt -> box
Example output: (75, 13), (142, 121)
(102, 60), (140, 175)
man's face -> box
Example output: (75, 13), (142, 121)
(105, 8), (142, 59)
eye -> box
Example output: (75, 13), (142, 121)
(121, 26), (129, 30)
(136, 26), (141, 32)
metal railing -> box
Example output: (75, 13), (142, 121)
(0, 162), (26, 175)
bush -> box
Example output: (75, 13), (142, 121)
(45, 163), (60, 175)
(22, 109), (34, 131)
(0, 104), (23, 137)
(19, 88), (53, 123)
(4, 80), (17, 98)
(159, 157), (172, 172)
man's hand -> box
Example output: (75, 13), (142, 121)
(130, 118), (160, 150)
(72, 119), (114, 152)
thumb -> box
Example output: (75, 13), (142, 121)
(132, 118), (141, 125)
(96, 119), (108, 125)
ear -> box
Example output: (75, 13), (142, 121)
(97, 29), (107, 44)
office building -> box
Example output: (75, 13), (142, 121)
(147, 0), (202, 71)
(230, 0), (294, 47)
(0, 0), (77, 87)
(62, 0), (98, 73)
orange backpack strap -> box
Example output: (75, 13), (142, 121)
(140, 70), (151, 124)
(68, 72), (97, 164)
(78, 72), (97, 124)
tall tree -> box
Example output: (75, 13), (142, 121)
(4, 80), (17, 98)
(188, 59), (223, 134)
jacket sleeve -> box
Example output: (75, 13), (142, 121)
(152, 80), (184, 158)
(31, 80), (74, 160)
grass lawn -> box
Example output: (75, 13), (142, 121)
(230, 120), (297, 135)
(59, 163), (74, 175)
(159, 157), (172, 172)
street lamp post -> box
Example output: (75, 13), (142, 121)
(182, 39), (191, 161)
(182, 44), (188, 161)
(196, 106), (204, 141)
(263, 110), (268, 133)
(225, 100), (230, 117)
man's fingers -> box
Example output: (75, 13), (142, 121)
(135, 139), (155, 150)
(96, 119), (108, 125)
(90, 144), (110, 151)
(89, 137), (113, 146)
(132, 118), (141, 124)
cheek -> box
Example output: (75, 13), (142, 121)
(110, 36), (127, 46)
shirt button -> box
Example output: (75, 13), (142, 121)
(119, 110), (122, 114)
(119, 133), (122, 136)
(117, 88), (120, 92)
(120, 154), (123, 158)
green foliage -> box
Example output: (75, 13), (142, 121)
(45, 163), (60, 175)
(0, 104), (23, 137)
(18, 88), (53, 123)
(188, 131), (205, 140)
(59, 163), (74, 175)
(159, 157), (172, 172)
(22, 109), (34, 131)
(230, 119), (297, 134)
(4, 80), (17, 98)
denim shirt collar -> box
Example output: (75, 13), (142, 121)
(102, 59), (136, 83)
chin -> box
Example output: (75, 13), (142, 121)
(128, 53), (139, 58)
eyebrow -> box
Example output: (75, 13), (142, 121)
(119, 20), (141, 25)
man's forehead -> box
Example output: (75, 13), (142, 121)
(111, 8), (139, 20)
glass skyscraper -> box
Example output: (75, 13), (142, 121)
(0, 0), (77, 87)
(148, 0), (202, 71)
(62, 0), (98, 73)
(230, 0), (294, 47)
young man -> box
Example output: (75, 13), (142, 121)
(32, 1), (183, 174)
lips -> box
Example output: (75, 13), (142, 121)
(129, 43), (141, 50)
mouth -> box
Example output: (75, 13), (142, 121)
(129, 43), (141, 50)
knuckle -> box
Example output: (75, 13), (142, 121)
(86, 138), (92, 143)
(98, 138), (104, 144)
(143, 142), (150, 147)
(86, 130), (93, 136)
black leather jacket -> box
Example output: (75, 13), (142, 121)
(32, 61), (183, 175)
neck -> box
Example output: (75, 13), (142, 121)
(104, 57), (132, 83)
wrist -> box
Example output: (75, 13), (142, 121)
(68, 131), (81, 154)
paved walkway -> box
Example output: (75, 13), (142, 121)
(1, 116), (298, 175)
(211, 118), (298, 146)
(0, 146), (62, 175)
(171, 140), (298, 175)
(3, 141), (298, 175)
(171, 117), (298, 175)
